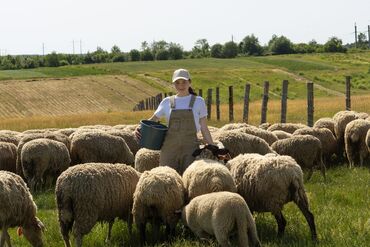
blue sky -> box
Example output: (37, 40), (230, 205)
(1, 0), (369, 55)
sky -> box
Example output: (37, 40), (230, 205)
(1, 0), (369, 55)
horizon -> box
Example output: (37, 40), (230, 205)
(1, 0), (369, 56)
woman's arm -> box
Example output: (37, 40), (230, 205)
(199, 117), (215, 145)
(134, 114), (160, 139)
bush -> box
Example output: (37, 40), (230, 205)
(59, 60), (69, 66)
(168, 43), (183, 60)
(155, 49), (169, 60)
(268, 35), (294, 54)
(324, 37), (346, 53)
(129, 49), (140, 61)
(45, 52), (60, 67)
(112, 54), (126, 62)
(141, 49), (154, 61)
(222, 41), (238, 58)
(241, 34), (263, 55)
(211, 43), (223, 58)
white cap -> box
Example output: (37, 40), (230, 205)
(172, 68), (191, 83)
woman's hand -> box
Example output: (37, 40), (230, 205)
(134, 126), (142, 140)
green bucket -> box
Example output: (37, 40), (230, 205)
(140, 120), (168, 150)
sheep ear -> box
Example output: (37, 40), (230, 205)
(36, 217), (46, 232)
(17, 227), (23, 236)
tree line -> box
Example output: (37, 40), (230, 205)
(0, 34), (369, 70)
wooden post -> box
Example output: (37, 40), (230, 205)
(260, 81), (269, 124)
(281, 80), (288, 123)
(216, 87), (220, 121)
(243, 83), (250, 123)
(199, 89), (203, 98)
(164, 92), (167, 98)
(145, 98), (149, 110)
(207, 88), (212, 120)
(307, 82), (314, 127)
(229, 86), (234, 122)
(345, 76), (351, 110)
(140, 100), (144, 110)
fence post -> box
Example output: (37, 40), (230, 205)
(207, 88), (212, 120)
(307, 82), (314, 127)
(260, 81), (269, 124)
(169, 92), (173, 96)
(346, 76), (351, 110)
(216, 87), (220, 121)
(140, 100), (144, 110)
(198, 89), (203, 98)
(281, 80), (289, 123)
(229, 86), (234, 122)
(145, 98), (149, 110)
(243, 83), (250, 123)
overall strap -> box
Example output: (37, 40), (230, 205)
(188, 95), (196, 108)
(170, 96), (176, 109)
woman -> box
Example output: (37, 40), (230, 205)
(135, 68), (215, 174)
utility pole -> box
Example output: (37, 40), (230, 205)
(42, 43), (45, 56)
(231, 35), (234, 42)
(72, 40), (75, 54)
(354, 23), (357, 48)
(80, 40), (82, 55)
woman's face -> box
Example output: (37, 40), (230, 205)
(174, 79), (190, 96)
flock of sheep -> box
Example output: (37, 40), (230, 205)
(0, 110), (369, 247)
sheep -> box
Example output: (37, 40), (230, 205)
(70, 132), (134, 165)
(267, 123), (307, 134)
(313, 117), (335, 136)
(293, 127), (338, 165)
(0, 142), (17, 173)
(0, 130), (21, 146)
(239, 126), (278, 145)
(366, 129), (370, 153)
(182, 159), (237, 202)
(132, 166), (184, 245)
(344, 119), (370, 167)
(21, 138), (71, 191)
(134, 148), (160, 172)
(271, 135), (326, 180)
(16, 132), (71, 178)
(226, 153), (317, 241)
(272, 130), (292, 140)
(0, 171), (45, 247)
(215, 129), (274, 158)
(55, 128), (77, 137)
(181, 191), (261, 247)
(56, 163), (140, 247)
(259, 122), (271, 130)
(219, 123), (250, 131)
(106, 129), (140, 156)
(22, 128), (59, 135)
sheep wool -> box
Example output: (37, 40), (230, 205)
(267, 123), (307, 134)
(272, 130), (292, 140)
(313, 117), (335, 136)
(182, 159), (236, 201)
(344, 119), (370, 167)
(132, 166), (185, 244)
(182, 191), (261, 247)
(134, 148), (160, 172)
(0, 171), (44, 247)
(0, 142), (17, 173)
(106, 129), (141, 156)
(56, 163), (140, 247)
(227, 153), (317, 241)
(21, 138), (71, 191)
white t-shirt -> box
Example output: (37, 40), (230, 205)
(154, 95), (208, 132)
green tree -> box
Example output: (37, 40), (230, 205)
(268, 35), (294, 54)
(210, 43), (223, 58)
(45, 52), (60, 67)
(192, 39), (210, 58)
(155, 49), (170, 60)
(141, 49), (154, 61)
(222, 41), (238, 58)
(324, 37), (346, 52)
(241, 34), (263, 55)
(168, 43), (183, 60)
(111, 45), (121, 54)
(129, 49), (141, 61)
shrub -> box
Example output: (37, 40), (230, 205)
(211, 43), (223, 58)
(129, 49), (141, 61)
(222, 41), (238, 58)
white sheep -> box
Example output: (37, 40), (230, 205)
(344, 119), (370, 167)
(267, 123), (307, 134)
(313, 117), (335, 136)
(134, 148), (160, 172)
(132, 166), (184, 245)
(21, 138), (71, 191)
(272, 130), (292, 140)
(0, 171), (45, 247)
(56, 163), (140, 247)
(0, 142), (17, 173)
(227, 153), (317, 241)
(181, 191), (261, 247)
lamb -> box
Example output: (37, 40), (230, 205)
(0, 142), (17, 173)
(16, 132), (71, 178)
(0, 171), (45, 247)
(344, 119), (370, 167)
(21, 138), (71, 191)
(182, 158), (237, 202)
(132, 166), (185, 245)
(134, 148), (160, 172)
(272, 130), (292, 140)
(271, 135), (326, 180)
(267, 123), (307, 134)
(106, 129), (141, 156)
(215, 129), (274, 158)
(226, 153), (317, 241)
(70, 132), (134, 165)
(313, 117), (335, 136)
(181, 191), (261, 247)
(293, 127), (338, 164)
(56, 163), (140, 247)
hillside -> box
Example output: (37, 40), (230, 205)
(0, 52), (368, 118)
